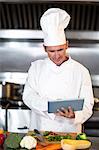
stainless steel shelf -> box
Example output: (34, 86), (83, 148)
(0, 72), (27, 84)
(0, 30), (99, 41)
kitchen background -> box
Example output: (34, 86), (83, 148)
(0, 0), (99, 135)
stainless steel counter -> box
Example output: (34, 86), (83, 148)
(89, 137), (99, 150)
(84, 111), (99, 137)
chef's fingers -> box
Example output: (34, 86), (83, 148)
(60, 107), (75, 118)
(68, 106), (75, 118)
(55, 108), (75, 118)
(61, 107), (69, 116)
(59, 108), (69, 117)
(68, 106), (74, 113)
(56, 109), (67, 117)
(55, 109), (61, 116)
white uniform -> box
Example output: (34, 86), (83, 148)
(23, 57), (94, 133)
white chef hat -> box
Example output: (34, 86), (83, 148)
(40, 8), (70, 46)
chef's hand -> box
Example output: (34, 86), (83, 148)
(55, 106), (75, 118)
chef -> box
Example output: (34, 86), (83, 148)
(23, 8), (94, 133)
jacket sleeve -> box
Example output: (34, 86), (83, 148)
(22, 63), (48, 112)
(74, 69), (94, 125)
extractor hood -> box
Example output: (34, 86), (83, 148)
(0, 1), (99, 30)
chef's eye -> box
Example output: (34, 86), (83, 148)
(57, 49), (64, 51)
(49, 50), (55, 53)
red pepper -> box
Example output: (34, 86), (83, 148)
(0, 134), (5, 146)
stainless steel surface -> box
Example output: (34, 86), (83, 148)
(86, 111), (99, 122)
(0, 45), (99, 85)
(88, 137), (99, 150)
(8, 109), (31, 133)
(0, 39), (99, 73)
(0, 108), (31, 133)
(0, 30), (43, 39)
(92, 76), (99, 87)
(0, 84), (2, 98)
(0, 29), (99, 80)
(0, 42), (47, 73)
(68, 47), (99, 76)
(0, 30), (99, 41)
(0, 108), (5, 129)
(0, 72), (27, 84)
(84, 111), (99, 137)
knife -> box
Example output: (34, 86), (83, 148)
(34, 129), (47, 146)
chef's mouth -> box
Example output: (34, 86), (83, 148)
(53, 59), (66, 66)
(54, 61), (63, 66)
(53, 56), (69, 66)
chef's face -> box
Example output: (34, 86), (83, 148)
(44, 43), (68, 66)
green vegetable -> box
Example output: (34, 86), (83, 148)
(43, 131), (50, 136)
(76, 133), (87, 140)
(47, 134), (72, 141)
(31, 133), (36, 136)
(4, 133), (23, 149)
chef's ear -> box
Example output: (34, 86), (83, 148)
(43, 44), (47, 52)
(66, 40), (69, 49)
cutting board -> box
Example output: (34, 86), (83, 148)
(28, 131), (76, 150)
(27, 131), (91, 150)
(36, 143), (90, 150)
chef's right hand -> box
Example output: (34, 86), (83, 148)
(55, 106), (75, 118)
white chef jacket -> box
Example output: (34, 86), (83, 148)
(23, 57), (94, 133)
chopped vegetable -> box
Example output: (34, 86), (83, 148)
(43, 131), (51, 136)
(4, 133), (23, 149)
(47, 134), (72, 141)
(61, 143), (75, 150)
(61, 139), (91, 149)
(20, 135), (37, 150)
(36, 143), (61, 150)
(76, 133), (87, 140)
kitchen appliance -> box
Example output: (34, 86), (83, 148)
(0, 107), (31, 133)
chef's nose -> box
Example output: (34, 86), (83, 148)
(54, 51), (59, 58)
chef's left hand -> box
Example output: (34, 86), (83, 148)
(55, 106), (75, 118)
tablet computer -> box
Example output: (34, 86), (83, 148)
(48, 99), (84, 113)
